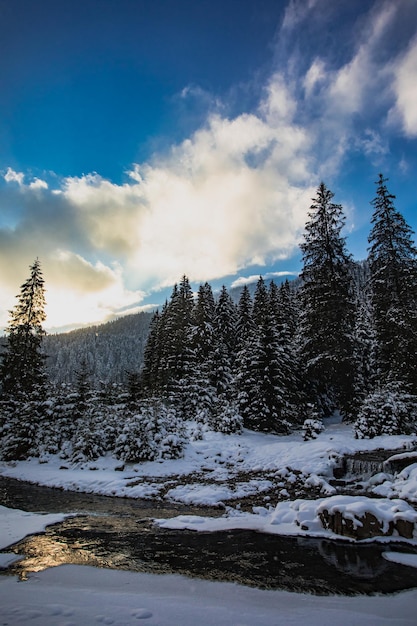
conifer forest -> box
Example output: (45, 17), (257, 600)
(1, 175), (417, 463)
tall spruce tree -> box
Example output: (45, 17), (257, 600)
(0, 258), (47, 399)
(299, 183), (355, 418)
(368, 174), (417, 392)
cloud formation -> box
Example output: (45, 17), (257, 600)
(1, 0), (416, 331)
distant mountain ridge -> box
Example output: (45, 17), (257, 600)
(43, 311), (153, 384)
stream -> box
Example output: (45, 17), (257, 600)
(1, 475), (417, 596)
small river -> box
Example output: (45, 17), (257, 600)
(1, 475), (417, 596)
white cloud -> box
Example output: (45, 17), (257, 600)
(29, 178), (48, 190)
(4, 167), (24, 186)
(282, 0), (321, 30)
(357, 129), (389, 158)
(231, 271), (298, 289)
(390, 35), (417, 137)
(125, 80), (315, 288)
(327, 4), (396, 116)
(303, 59), (326, 97)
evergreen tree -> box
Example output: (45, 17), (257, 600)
(299, 183), (356, 418)
(235, 285), (255, 346)
(368, 174), (417, 392)
(141, 309), (162, 395)
(0, 258), (47, 399)
(235, 277), (295, 433)
(215, 285), (237, 359)
(189, 282), (217, 419)
(153, 276), (197, 417)
(213, 285), (237, 403)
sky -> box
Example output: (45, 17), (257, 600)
(0, 0), (416, 332)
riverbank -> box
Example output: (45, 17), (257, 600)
(1, 504), (417, 625)
(1, 419), (416, 509)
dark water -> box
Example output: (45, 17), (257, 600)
(1, 476), (417, 596)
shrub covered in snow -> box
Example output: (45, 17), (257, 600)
(209, 397), (243, 434)
(114, 400), (186, 463)
(302, 417), (324, 441)
(0, 399), (38, 461)
(354, 384), (417, 439)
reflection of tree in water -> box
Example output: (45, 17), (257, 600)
(314, 539), (388, 579)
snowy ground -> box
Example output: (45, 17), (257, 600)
(1, 506), (417, 626)
(2, 420), (417, 624)
(0, 419), (416, 507)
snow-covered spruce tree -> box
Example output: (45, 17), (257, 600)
(148, 277), (197, 418)
(215, 285), (237, 359)
(352, 295), (378, 401)
(114, 400), (186, 463)
(299, 183), (356, 418)
(70, 359), (105, 463)
(235, 277), (294, 433)
(354, 382), (417, 439)
(234, 285), (258, 428)
(141, 308), (163, 396)
(0, 258), (47, 400)
(269, 280), (304, 426)
(125, 369), (142, 404)
(0, 259), (48, 460)
(189, 282), (217, 420)
(368, 174), (417, 394)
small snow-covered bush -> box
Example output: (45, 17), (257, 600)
(354, 384), (417, 439)
(302, 417), (324, 440)
(114, 414), (153, 463)
(71, 408), (106, 463)
(209, 397), (243, 434)
(114, 401), (186, 463)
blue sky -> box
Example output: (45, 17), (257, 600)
(1, 0), (416, 332)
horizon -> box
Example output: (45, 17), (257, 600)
(1, 0), (416, 332)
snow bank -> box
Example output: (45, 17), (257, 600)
(372, 463), (417, 503)
(0, 505), (67, 551)
(1, 563), (417, 626)
(156, 495), (417, 543)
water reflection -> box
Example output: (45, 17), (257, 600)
(6, 513), (417, 595)
(2, 475), (417, 595)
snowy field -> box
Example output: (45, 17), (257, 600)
(1, 506), (417, 626)
(2, 420), (417, 625)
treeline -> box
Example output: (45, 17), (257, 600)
(139, 175), (417, 439)
(0, 175), (416, 464)
(43, 312), (153, 384)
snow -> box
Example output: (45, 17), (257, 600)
(383, 551), (417, 568)
(372, 463), (417, 503)
(1, 561), (416, 626)
(1, 419), (417, 624)
(0, 420), (415, 506)
(0, 504), (67, 550)
(0, 507), (416, 626)
(155, 496), (417, 543)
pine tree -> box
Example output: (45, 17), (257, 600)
(141, 309), (162, 395)
(368, 174), (417, 392)
(299, 183), (356, 418)
(189, 283), (217, 419)
(0, 258), (47, 399)
(235, 277), (295, 433)
(215, 285), (237, 359)
(234, 285), (257, 427)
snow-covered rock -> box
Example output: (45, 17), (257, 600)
(317, 495), (417, 540)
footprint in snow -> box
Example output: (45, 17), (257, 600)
(131, 608), (153, 619)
